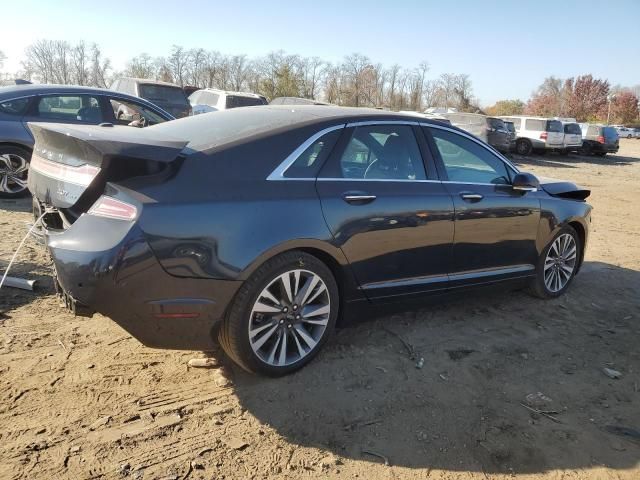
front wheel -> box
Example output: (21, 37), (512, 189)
(219, 251), (339, 376)
(515, 139), (532, 156)
(528, 226), (581, 299)
(0, 146), (31, 198)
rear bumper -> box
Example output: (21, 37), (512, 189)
(46, 215), (241, 350)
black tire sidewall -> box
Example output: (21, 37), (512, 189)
(516, 139), (531, 155)
(221, 251), (339, 376)
(533, 225), (580, 298)
(0, 145), (31, 199)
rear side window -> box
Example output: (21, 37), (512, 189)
(284, 129), (342, 178)
(37, 95), (103, 123)
(564, 123), (581, 135)
(204, 92), (220, 106)
(586, 125), (599, 137)
(0, 97), (30, 115)
(525, 119), (545, 131)
(321, 124), (426, 181)
(546, 120), (563, 132)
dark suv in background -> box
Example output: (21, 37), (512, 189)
(486, 117), (511, 153)
(578, 124), (619, 157)
(111, 78), (191, 118)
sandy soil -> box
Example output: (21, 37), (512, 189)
(1, 140), (639, 480)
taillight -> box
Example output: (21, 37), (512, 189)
(540, 132), (548, 140)
(88, 196), (137, 221)
(597, 135), (605, 144)
(30, 152), (100, 186)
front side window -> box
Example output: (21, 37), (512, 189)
(0, 97), (30, 115)
(430, 128), (511, 185)
(326, 125), (426, 181)
(37, 95), (103, 123)
(284, 129), (342, 178)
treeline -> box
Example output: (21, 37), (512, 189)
(486, 76), (640, 124)
(8, 40), (480, 112)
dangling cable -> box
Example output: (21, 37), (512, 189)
(0, 212), (48, 290)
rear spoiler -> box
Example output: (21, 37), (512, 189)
(28, 122), (189, 165)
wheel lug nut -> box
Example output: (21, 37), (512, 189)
(279, 319), (284, 324)
(287, 324), (292, 329)
(293, 305), (298, 311)
(295, 314), (301, 320)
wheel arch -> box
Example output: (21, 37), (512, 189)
(0, 141), (33, 154)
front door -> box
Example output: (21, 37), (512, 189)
(316, 122), (455, 299)
(425, 126), (540, 287)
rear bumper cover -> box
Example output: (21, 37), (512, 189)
(47, 215), (241, 350)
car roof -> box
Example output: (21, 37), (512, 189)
(200, 88), (262, 98)
(117, 77), (182, 88)
(147, 104), (455, 152)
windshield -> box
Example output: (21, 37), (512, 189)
(225, 95), (267, 109)
(139, 84), (189, 106)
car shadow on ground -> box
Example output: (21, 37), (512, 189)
(0, 260), (55, 319)
(0, 197), (33, 214)
(232, 261), (640, 474)
(512, 151), (640, 170)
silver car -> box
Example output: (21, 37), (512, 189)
(0, 84), (174, 198)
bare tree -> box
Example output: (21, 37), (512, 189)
(167, 45), (188, 86)
(72, 41), (89, 85)
(0, 50), (6, 72)
(125, 53), (155, 79)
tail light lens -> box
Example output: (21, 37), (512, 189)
(597, 135), (605, 144)
(540, 132), (548, 140)
(88, 196), (137, 221)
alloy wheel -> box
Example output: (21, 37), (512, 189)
(0, 153), (29, 195)
(248, 269), (330, 367)
(543, 233), (577, 293)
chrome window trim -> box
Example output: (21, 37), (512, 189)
(266, 124), (346, 181)
(345, 120), (420, 127)
(316, 177), (440, 183)
(421, 122), (520, 175)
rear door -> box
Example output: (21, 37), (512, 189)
(424, 125), (540, 286)
(563, 123), (582, 147)
(545, 119), (564, 146)
(316, 122), (454, 299)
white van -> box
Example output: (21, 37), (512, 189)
(561, 122), (583, 153)
(499, 116), (564, 155)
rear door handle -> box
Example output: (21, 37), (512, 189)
(460, 192), (483, 202)
(343, 192), (377, 204)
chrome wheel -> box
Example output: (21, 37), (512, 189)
(248, 269), (330, 367)
(0, 153), (29, 195)
(543, 233), (577, 293)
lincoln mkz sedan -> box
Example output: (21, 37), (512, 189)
(28, 106), (591, 375)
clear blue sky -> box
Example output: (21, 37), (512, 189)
(2, 0), (639, 106)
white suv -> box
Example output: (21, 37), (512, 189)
(561, 122), (583, 153)
(616, 127), (635, 139)
(188, 88), (267, 115)
(499, 116), (564, 155)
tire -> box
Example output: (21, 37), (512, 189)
(528, 225), (581, 299)
(515, 139), (532, 156)
(219, 250), (339, 376)
(578, 143), (592, 156)
(0, 145), (31, 199)
(595, 152), (607, 157)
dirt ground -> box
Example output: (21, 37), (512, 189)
(1, 140), (639, 480)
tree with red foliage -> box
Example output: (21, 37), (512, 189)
(525, 76), (563, 117)
(611, 91), (639, 124)
(563, 75), (610, 122)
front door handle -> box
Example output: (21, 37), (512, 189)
(343, 192), (377, 204)
(460, 192), (483, 202)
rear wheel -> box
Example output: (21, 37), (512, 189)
(219, 251), (339, 376)
(528, 225), (580, 299)
(0, 146), (31, 199)
(578, 143), (593, 156)
(595, 152), (607, 157)
(515, 139), (532, 155)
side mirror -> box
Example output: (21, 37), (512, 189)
(512, 172), (539, 192)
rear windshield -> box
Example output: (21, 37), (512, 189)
(225, 95), (266, 109)
(564, 123), (581, 134)
(603, 127), (618, 139)
(488, 118), (505, 129)
(546, 120), (563, 132)
(139, 84), (188, 105)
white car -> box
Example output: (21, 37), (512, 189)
(189, 88), (267, 115)
(499, 116), (564, 155)
(561, 122), (583, 153)
(615, 127), (635, 139)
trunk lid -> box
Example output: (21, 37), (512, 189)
(28, 122), (188, 210)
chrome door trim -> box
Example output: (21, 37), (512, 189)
(266, 124), (346, 181)
(448, 264), (535, 282)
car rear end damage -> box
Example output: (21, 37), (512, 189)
(27, 122), (241, 350)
